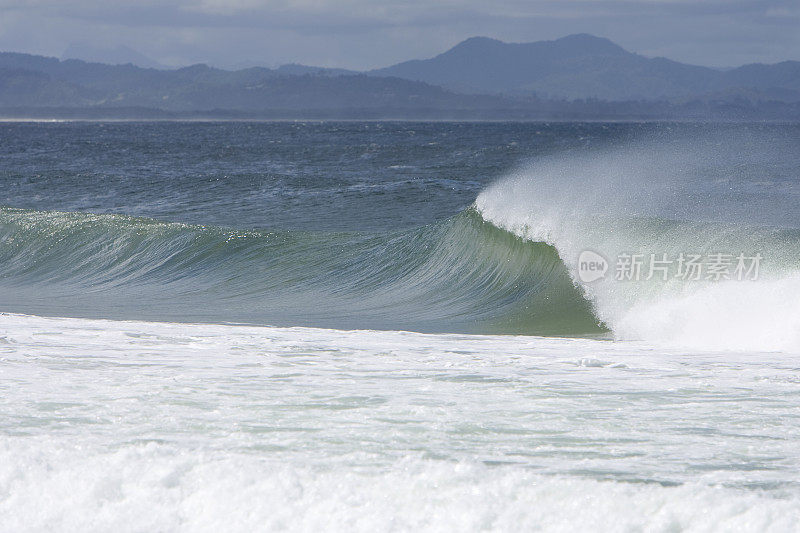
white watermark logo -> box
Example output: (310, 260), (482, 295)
(577, 250), (609, 282)
(577, 251), (762, 282)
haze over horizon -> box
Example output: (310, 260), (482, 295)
(1, 0), (799, 71)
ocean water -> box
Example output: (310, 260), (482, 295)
(2, 121), (800, 531)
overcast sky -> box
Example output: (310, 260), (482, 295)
(1, 0), (799, 70)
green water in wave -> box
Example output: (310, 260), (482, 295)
(0, 206), (604, 335)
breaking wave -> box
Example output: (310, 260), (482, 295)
(3, 128), (800, 350)
(0, 206), (599, 335)
(475, 132), (800, 352)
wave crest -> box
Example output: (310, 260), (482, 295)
(475, 134), (800, 352)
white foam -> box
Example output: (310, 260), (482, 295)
(2, 313), (800, 531)
(1, 441), (798, 533)
(614, 275), (800, 351)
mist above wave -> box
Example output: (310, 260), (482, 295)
(476, 127), (800, 351)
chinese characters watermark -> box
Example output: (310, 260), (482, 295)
(578, 251), (762, 283)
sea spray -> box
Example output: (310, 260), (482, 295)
(475, 130), (800, 351)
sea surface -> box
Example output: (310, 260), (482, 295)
(2, 121), (800, 531)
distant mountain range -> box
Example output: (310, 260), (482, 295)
(0, 53), (512, 114)
(1, 34), (799, 120)
(62, 43), (165, 70)
(371, 34), (800, 102)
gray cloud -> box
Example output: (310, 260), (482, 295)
(0, 0), (797, 69)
